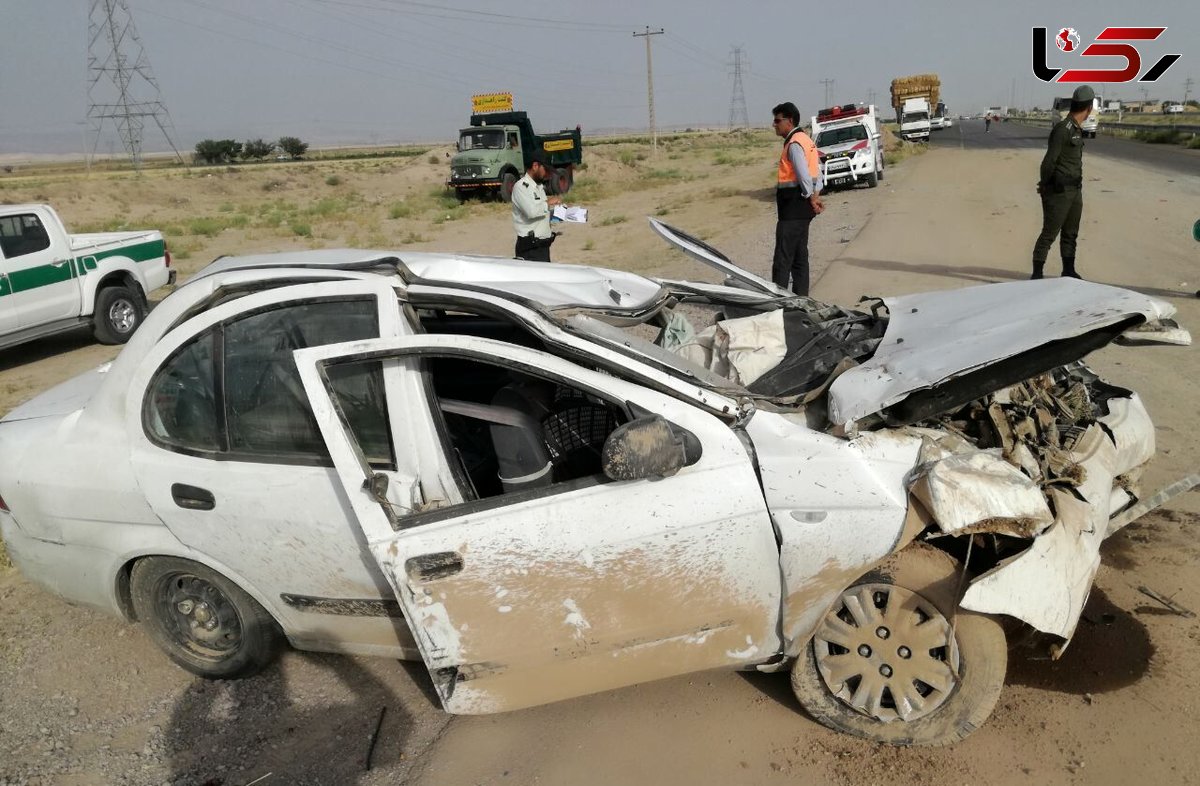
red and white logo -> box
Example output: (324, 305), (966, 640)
(1033, 26), (1181, 83)
(1055, 28), (1080, 52)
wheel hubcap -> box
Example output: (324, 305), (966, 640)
(813, 583), (960, 723)
(158, 574), (243, 660)
(109, 299), (137, 332)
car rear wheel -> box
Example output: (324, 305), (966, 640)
(92, 285), (145, 344)
(130, 556), (284, 679)
(790, 543), (1007, 746)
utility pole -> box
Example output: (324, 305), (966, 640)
(727, 46), (749, 129)
(820, 78), (835, 107)
(633, 26), (665, 151)
(87, 0), (184, 171)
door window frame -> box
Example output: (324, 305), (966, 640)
(131, 280), (407, 470)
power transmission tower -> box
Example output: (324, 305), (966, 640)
(633, 26), (665, 152)
(87, 0), (184, 171)
(727, 46), (749, 129)
(819, 79), (835, 107)
(1184, 77), (1195, 106)
(866, 89), (876, 106)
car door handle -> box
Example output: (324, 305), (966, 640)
(405, 552), (464, 582)
(171, 483), (215, 511)
(51, 259), (69, 267)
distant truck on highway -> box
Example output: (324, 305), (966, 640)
(0, 204), (172, 350)
(810, 104), (884, 189)
(890, 74), (939, 142)
(447, 111), (582, 202)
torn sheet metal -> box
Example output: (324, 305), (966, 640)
(908, 443), (1054, 538)
(1113, 318), (1192, 346)
(676, 309), (788, 386)
(827, 278), (1184, 428)
(960, 424), (1119, 639)
(647, 218), (792, 298)
(1106, 473), (1200, 537)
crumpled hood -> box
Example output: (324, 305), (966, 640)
(826, 278), (1189, 428)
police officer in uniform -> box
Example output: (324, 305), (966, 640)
(1031, 85), (1094, 279)
(771, 102), (824, 295)
(511, 151), (561, 262)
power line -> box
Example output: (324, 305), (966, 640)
(633, 27), (665, 151)
(87, 0), (184, 170)
(728, 46), (749, 130)
(310, 0), (631, 33)
(819, 78), (835, 107)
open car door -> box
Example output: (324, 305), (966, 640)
(296, 335), (782, 714)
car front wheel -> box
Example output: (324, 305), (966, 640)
(790, 543), (1007, 746)
(130, 557), (284, 679)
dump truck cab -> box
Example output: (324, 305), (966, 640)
(448, 111), (582, 202)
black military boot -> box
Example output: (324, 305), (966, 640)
(1030, 260), (1045, 280)
(1061, 258), (1081, 279)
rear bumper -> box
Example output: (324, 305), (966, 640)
(0, 513), (125, 618)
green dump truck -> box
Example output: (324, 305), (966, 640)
(447, 111), (582, 202)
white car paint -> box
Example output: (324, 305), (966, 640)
(296, 335), (783, 713)
(0, 229), (1189, 729)
(0, 204), (172, 349)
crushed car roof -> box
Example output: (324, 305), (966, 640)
(196, 249), (667, 312)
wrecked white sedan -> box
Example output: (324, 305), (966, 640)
(0, 221), (1192, 745)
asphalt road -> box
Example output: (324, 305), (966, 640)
(929, 118), (1200, 178)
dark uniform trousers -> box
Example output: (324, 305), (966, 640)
(514, 234), (554, 262)
(771, 190), (817, 296)
(1032, 187), (1083, 275)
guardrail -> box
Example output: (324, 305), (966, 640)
(1013, 118), (1200, 134)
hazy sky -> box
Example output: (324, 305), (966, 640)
(1, 0), (1195, 155)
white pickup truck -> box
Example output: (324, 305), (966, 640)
(811, 104), (884, 190)
(0, 204), (173, 350)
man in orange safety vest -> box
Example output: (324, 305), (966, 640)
(771, 102), (824, 295)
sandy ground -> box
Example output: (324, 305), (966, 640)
(2, 135), (1198, 786)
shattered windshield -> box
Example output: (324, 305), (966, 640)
(565, 313), (741, 392)
(567, 300), (887, 402)
(459, 129), (505, 151)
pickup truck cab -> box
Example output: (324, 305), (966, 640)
(0, 204), (173, 350)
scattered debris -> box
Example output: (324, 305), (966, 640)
(1136, 586), (1195, 618)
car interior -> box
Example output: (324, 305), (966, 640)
(417, 307), (628, 500)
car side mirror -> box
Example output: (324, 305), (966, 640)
(601, 415), (701, 481)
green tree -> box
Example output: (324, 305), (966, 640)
(193, 139), (242, 165)
(278, 136), (309, 160)
(241, 138), (276, 160)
